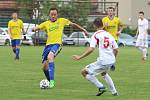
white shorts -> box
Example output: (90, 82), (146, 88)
(85, 61), (113, 76)
(135, 38), (148, 48)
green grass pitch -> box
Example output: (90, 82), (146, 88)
(0, 46), (150, 100)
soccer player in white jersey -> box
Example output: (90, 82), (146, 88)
(136, 11), (148, 61)
(73, 18), (119, 96)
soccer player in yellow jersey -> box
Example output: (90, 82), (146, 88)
(102, 7), (123, 72)
(102, 7), (123, 42)
(32, 8), (88, 88)
(8, 12), (24, 60)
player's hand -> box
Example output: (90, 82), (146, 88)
(32, 28), (35, 32)
(116, 31), (121, 36)
(32, 28), (36, 32)
(72, 55), (81, 60)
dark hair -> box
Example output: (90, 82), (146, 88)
(49, 8), (58, 13)
(139, 11), (144, 15)
(107, 7), (115, 11)
(93, 17), (103, 28)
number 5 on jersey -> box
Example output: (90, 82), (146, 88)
(103, 37), (109, 48)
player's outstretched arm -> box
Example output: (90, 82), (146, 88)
(22, 28), (26, 35)
(144, 28), (148, 40)
(117, 25), (123, 36)
(70, 22), (88, 36)
(135, 27), (139, 39)
(8, 28), (13, 39)
(72, 47), (95, 60)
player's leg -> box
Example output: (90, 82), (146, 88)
(136, 46), (146, 60)
(81, 62), (106, 96)
(142, 40), (148, 60)
(15, 39), (21, 60)
(136, 39), (144, 60)
(11, 40), (16, 54)
(81, 68), (104, 88)
(42, 61), (50, 81)
(142, 47), (148, 61)
(135, 38), (148, 60)
(136, 40), (148, 61)
(42, 46), (51, 81)
(137, 46), (143, 52)
(47, 44), (60, 88)
(101, 72), (118, 96)
(11, 40), (19, 60)
(47, 51), (55, 88)
(136, 38), (143, 52)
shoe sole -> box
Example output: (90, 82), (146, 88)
(96, 90), (106, 96)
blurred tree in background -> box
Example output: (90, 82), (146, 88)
(40, 0), (92, 31)
(15, 0), (93, 33)
(16, 0), (35, 19)
(15, 0), (92, 32)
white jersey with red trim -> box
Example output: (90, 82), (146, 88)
(90, 30), (118, 65)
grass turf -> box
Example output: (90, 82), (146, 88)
(0, 46), (150, 100)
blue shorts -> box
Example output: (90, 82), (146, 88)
(11, 39), (21, 47)
(42, 44), (60, 63)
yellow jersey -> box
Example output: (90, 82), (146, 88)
(102, 16), (123, 40)
(8, 19), (23, 39)
(38, 18), (71, 45)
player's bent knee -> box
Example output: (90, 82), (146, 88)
(81, 69), (88, 77)
(47, 52), (54, 62)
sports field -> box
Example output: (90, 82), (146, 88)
(0, 46), (150, 100)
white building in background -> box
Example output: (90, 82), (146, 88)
(105, 0), (150, 28)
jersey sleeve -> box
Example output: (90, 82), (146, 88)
(90, 34), (97, 48)
(38, 22), (46, 30)
(62, 18), (71, 26)
(20, 20), (23, 29)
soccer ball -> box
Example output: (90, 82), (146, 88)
(40, 79), (49, 89)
